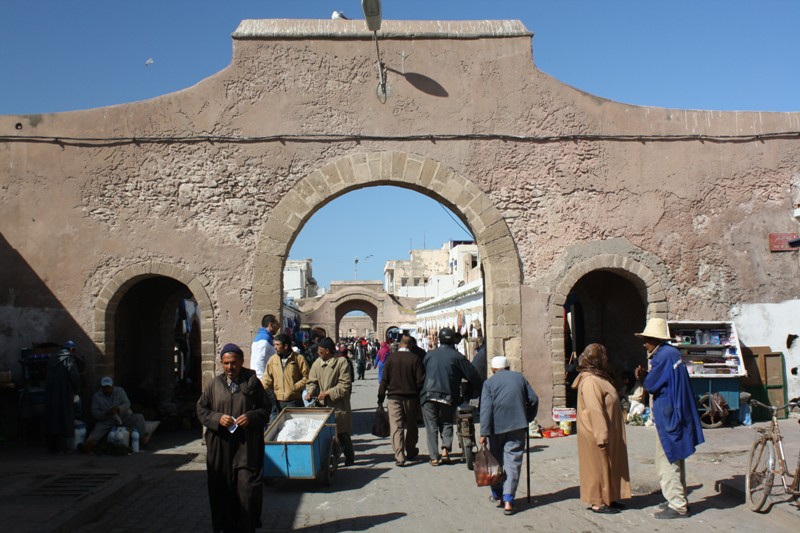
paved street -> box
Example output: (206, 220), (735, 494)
(63, 368), (799, 532)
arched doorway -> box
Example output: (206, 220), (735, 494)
(253, 151), (523, 370)
(336, 300), (378, 340)
(563, 271), (647, 407)
(94, 262), (215, 422)
(112, 277), (195, 407)
(552, 254), (668, 408)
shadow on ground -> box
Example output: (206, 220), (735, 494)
(291, 511), (407, 532)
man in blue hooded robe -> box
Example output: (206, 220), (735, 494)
(636, 318), (704, 519)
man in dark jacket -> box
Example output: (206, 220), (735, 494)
(421, 327), (484, 466)
(378, 335), (425, 467)
(197, 343), (269, 533)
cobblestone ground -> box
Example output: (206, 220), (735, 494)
(73, 370), (800, 532)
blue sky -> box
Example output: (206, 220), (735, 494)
(3, 1), (799, 287)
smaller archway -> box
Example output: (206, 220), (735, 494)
(94, 262), (215, 421)
(551, 254), (668, 408)
(338, 310), (375, 339)
(335, 299), (378, 341)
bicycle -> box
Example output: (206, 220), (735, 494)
(745, 398), (800, 512)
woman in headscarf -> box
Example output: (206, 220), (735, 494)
(572, 343), (631, 514)
(376, 341), (391, 382)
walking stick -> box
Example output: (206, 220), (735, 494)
(526, 431), (531, 503)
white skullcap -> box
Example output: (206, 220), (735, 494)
(491, 356), (509, 369)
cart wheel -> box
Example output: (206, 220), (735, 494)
(698, 394), (726, 429)
(321, 439), (339, 486)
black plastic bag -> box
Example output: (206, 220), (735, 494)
(371, 404), (390, 438)
(474, 444), (504, 487)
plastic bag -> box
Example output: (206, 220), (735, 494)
(371, 404), (390, 438)
(474, 445), (504, 487)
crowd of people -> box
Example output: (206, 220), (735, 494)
(38, 311), (705, 533)
(193, 315), (706, 530)
(41, 312), (703, 531)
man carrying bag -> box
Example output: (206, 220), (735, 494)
(479, 356), (538, 516)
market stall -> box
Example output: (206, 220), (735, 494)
(668, 321), (746, 428)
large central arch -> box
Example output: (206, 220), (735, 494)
(252, 151), (524, 368)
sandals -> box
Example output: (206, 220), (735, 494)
(590, 505), (620, 514)
(503, 505), (517, 516)
(430, 458), (442, 466)
(440, 449), (451, 464)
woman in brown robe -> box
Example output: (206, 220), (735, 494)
(572, 343), (631, 514)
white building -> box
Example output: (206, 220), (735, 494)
(284, 259), (319, 299)
(381, 240), (485, 357)
(384, 241), (479, 299)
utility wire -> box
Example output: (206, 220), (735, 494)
(438, 201), (472, 237)
(2, 130), (800, 147)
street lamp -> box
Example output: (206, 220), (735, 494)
(362, 0), (382, 31)
(361, 0), (386, 102)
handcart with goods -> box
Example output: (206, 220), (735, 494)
(263, 407), (340, 486)
(668, 320), (746, 428)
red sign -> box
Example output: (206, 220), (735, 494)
(769, 233), (799, 252)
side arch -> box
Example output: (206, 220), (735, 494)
(548, 254), (668, 406)
(93, 261), (217, 387)
(253, 151), (524, 369)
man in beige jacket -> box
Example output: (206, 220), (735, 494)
(305, 338), (355, 466)
(261, 334), (309, 417)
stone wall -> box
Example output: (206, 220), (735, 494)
(2, 19), (800, 417)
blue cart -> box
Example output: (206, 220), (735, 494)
(263, 408), (340, 486)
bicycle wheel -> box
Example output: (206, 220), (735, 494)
(746, 437), (775, 512)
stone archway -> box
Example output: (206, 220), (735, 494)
(93, 262), (216, 388)
(253, 151), (523, 369)
(549, 254), (668, 406)
(334, 297), (379, 340)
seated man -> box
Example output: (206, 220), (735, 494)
(84, 376), (148, 452)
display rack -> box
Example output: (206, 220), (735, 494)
(667, 320), (745, 428)
(667, 320), (745, 378)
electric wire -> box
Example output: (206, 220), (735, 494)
(2, 129), (800, 147)
(438, 201), (473, 237)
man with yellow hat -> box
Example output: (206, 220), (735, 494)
(635, 318), (704, 519)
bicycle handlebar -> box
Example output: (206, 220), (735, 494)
(749, 398), (798, 413)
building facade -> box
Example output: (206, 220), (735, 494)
(283, 259), (318, 299)
(3, 19), (800, 420)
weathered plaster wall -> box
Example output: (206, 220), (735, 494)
(2, 19), (800, 407)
